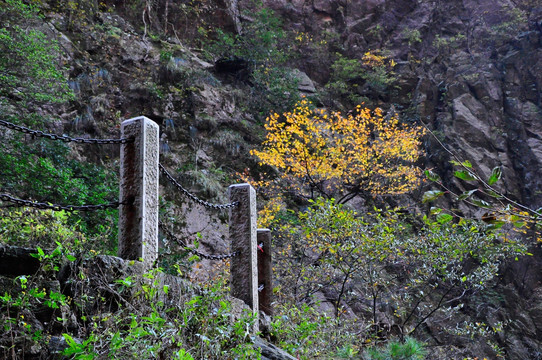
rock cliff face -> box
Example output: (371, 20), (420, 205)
(247, 0), (542, 208)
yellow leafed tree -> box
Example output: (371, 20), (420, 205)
(251, 100), (425, 203)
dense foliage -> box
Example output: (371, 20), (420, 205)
(269, 199), (526, 343)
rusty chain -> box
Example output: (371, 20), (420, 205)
(0, 193), (122, 212)
(0, 119), (133, 144)
(159, 221), (239, 261)
(159, 163), (238, 210)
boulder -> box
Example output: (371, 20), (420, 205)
(292, 69), (317, 94)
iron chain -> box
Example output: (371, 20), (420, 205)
(159, 163), (238, 210)
(0, 193), (121, 212)
(0, 119), (133, 144)
(159, 221), (239, 261)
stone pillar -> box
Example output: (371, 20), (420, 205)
(229, 183), (258, 332)
(257, 229), (273, 316)
(118, 116), (159, 268)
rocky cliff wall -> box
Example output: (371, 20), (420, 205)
(245, 0), (542, 208)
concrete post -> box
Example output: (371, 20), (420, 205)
(229, 183), (258, 332)
(118, 116), (159, 268)
(257, 229), (273, 316)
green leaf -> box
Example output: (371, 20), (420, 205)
(430, 207), (442, 215)
(454, 170), (477, 181)
(436, 213), (453, 224)
(424, 170), (441, 182)
(188, 254), (200, 262)
(457, 189), (477, 201)
(66, 254), (76, 262)
(513, 221), (526, 228)
(488, 167), (502, 186)
(461, 160), (472, 168)
(486, 189), (504, 199)
(62, 333), (81, 355)
(422, 190), (445, 203)
(470, 198), (492, 209)
(487, 222), (505, 230)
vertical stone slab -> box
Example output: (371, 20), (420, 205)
(257, 229), (273, 316)
(229, 183), (258, 332)
(118, 116), (159, 268)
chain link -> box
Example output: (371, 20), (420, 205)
(159, 221), (239, 261)
(0, 193), (121, 212)
(0, 119), (133, 144)
(159, 163), (238, 210)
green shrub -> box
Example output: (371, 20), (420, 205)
(272, 198), (526, 343)
(0, 208), (85, 249)
(0, 135), (120, 252)
(326, 51), (397, 106)
(364, 337), (426, 360)
(270, 302), (358, 359)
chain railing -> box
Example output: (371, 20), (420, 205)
(158, 221), (238, 261)
(0, 119), (131, 212)
(159, 163), (238, 210)
(0, 194), (122, 212)
(0, 116), (273, 325)
(0, 119), (134, 144)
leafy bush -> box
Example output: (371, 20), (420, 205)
(0, 246), (261, 359)
(0, 208), (85, 249)
(360, 50), (397, 94)
(0, 136), (120, 251)
(272, 198), (527, 341)
(364, 337), (426, 360)
(401, 28), (422, 46)
(325, 53), (365, 105)
(326, 51), (397, 105)
(270, 302), (358, 359)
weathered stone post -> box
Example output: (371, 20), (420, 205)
(257, 229), (273, 316)
(118, 116), (159, 268)
(229, 183), (258, 332)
